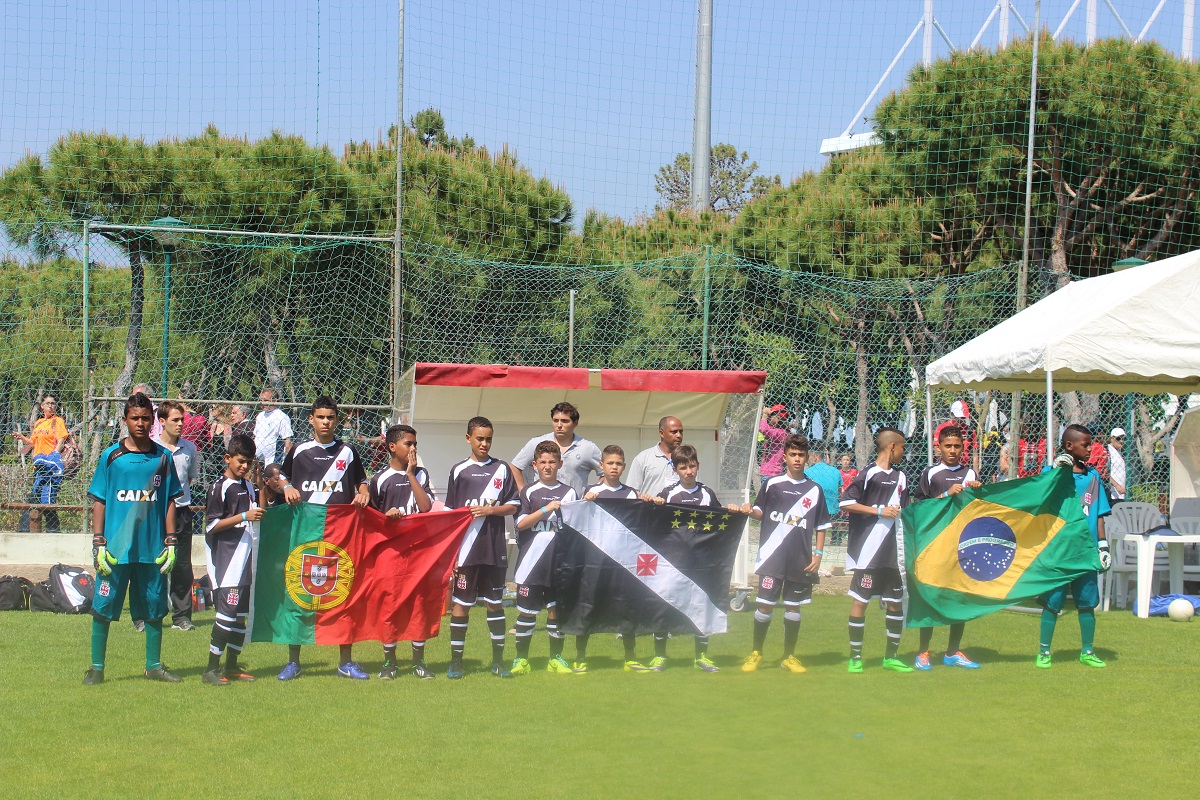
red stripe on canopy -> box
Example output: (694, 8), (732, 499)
(600, 369), (766, 394)
(414, 363), (589, 390)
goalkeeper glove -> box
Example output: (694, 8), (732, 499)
(1097, 539), (1111, 573)
(156, 534), (178, 575)
(1053, 453), (1076, 469)
(92, 535), (116, 576)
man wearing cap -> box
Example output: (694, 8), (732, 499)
(757, 404), (790, 486)
(1107, 428), (1127, 500)
(935, 400), (974, 465)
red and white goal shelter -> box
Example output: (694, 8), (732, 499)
(396, 363), (767, 590)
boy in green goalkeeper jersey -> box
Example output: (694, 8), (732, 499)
(84, 393), (184, 684)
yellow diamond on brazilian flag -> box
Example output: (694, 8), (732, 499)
(901, 469), (1101, 627)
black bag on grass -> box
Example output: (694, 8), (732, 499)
(48, 564), (94, 614)
(0, 575), (32, 610)
(29, 580), (57, 612)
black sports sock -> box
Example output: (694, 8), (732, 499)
(575, 634), (589, 662)
(694, 635), (709, 657)
(514, 612), (536, 658)
(885, 610), (904, 659)
(486, 605), (507, 663)
(411, 641), (426, 664)
(849, 615), (865, 658)
(288, 644), (301, 665)
(752, 608), (771, 652)
(946, 622), (965, 656)
(449, 614), (468, 663)
(654, 633), (667, 658)
(207, 651), (222, 671)
(547, 618), (564, 658)
(782, 610), (801, 657)
(339, 644), (353, 666)
(918, 626), (934, 653)
(383, 643), (397, 662)
(623, 632), (637, 661)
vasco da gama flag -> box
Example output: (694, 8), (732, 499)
(555, 500), (744, 636)
(901, 468), (1100, 627)
(250, 503), (471, 645)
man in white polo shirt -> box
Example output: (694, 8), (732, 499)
(1107, 427), (1127, 500)
(627, 416), (684, 498)
(511, 402), (602, 494)
(254, 388), (294, 466)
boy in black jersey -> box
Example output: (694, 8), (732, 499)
(202, 434), (262, 686)
(841, 427), (912, 674)
(739, 434), (830, 674)
(511, 441), (578, 676)
(369, 424), (436, 679)
(912, 425), (983, 671)
(277, 397), (370, 681)
(650, 445), (741, 673)
(445, 416), (520, 679)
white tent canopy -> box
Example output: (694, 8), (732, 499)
(1171, 406), (1200, 518)
(926, 250), (1200, 395)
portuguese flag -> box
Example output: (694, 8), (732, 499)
(250, 503), (471, 645)
(901, 468), (1100, 627)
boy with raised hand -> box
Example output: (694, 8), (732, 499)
(650, 444), (742, 673)
(202, 434), (263, 686)
(153, 400), (202, 632)
(583, 445), (654, 673)
(1037, 424), (1111, 670)
(445, 416), (520, 679)
(512, 440), (579, 676)
(84, 392), (184, 685)
(369, 424), (437, 680)
(912, 424), (983, 671)
(740, 434), (830, 675)
(277, 396), (371, 681)
(840, 427), (912, 674)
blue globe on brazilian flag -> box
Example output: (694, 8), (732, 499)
(901, 469), (1101, 627)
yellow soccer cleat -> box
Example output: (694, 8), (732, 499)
(780, 655), (807, 674)
(741, 651), (763, 672)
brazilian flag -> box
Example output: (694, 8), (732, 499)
(901, 468), (1100, 627)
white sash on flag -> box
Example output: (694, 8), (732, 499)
(456, 462), (508, 566)
(754, 485), (821, 572)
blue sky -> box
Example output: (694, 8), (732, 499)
(1, 0), (1189, 225)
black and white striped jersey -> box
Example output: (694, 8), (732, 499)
(204, 476), (256, 588)
(913, 462), (978, 502)
(445, 457), (519, 568)
(514, 481), (578, 587)
(368, 467), (435, 515)
(841, 465), (909, 571)
(280, 439), (367, 505)
(751, 475), (831, 581)
(658, 481), (723, 508)
(584, 482), (639, 500)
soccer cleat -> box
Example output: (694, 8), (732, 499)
(1079, 651), (1107, 669)
(779, 655), (807, 674)
(171, 619), (197, 632)
(847, 656), (864, 674)
(202, 668), (230, 686)
(224, 668), (255, 682)
(82, 668), (104, 685)
(623, 660), (654, 673)
(572, 662), (588, 674)
(647, 656), (667, 672)
(547, 655), (574, 674)
(943, 651), (981, 669)
(741, 651), (763, 672)
(337, 661), (369, 680)
(914, 651), (932, 671)
(145, 666), (183, 683)
(411, 662), (436, 680)
(277, 661), (302, 681)
(489, 661), (513, 679)
(1035, 652), (1053, 669)
(882, 657), (915, 673)
(378, 660), (399, 680)
(694, 654), (720, 673)
(510, 657), (532, 676)
(132, 619), (145, 633)
(447, 661), (464, 680)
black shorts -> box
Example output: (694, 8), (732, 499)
(213, 585), (251, 618)
(515, 584), (555, 614)
(755, 573), (814, 607)
(848, 568), (903, 604)
(452, 565), (507, 607)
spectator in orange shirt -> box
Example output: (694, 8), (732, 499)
(11, 395), (69, 532)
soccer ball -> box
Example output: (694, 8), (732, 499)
(1167, 598), (1194, 622)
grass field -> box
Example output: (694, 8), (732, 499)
(1, 597), (1197, 798)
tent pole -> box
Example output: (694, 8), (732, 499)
(925, 384), (934, 465)
(1046, 370), (1055, 455)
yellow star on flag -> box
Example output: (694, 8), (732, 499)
(703, 521), (713, 531)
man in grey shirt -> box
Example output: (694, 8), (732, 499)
(511, 402), (602, 494)
(153, 400), (201, 631)
(627, 416), (684, 497)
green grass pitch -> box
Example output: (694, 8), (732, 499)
(1, 597), (1195, 798)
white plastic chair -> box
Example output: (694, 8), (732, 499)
(1109, 501), (1164, 535)
(1167, 516), (1200, 582)
(1102, 506), (1169, 610)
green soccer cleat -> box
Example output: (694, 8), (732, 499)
(145, 665), (183, 683)
(647, 656), (667, 672)
(378, 660), (399, 680)
(572, 661), (588, 674)
(694, 654), (720, 673)
(847, 656), (864, 674)
(1035, 651), (1053, 669)
(202, 669), (229, 686)
(623, 660), (654, 673)
(82, 668), (104, 686)
(1078, 651), (1107, 669)
(547, 655), (574, 674)
(511, 657), (532, 676)
(882, 657), (915, 673)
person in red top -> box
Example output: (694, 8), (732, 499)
(758, 404), (790, 484)
(1001, 429), (1047, 478)
(839, 452), (859, 491)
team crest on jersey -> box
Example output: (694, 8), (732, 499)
(1083, 492), (1093, 507)
(860, 574), (873, 589)
(519, 585), (529, 597)
(802, 497), (812, 509)
(456, 573), (468, 590)
(761, 576), (775, 590)
(336, 459), (347, 471)
(97, 581), (111, 597)
(284, 541), (355, 611)
(227, 588), (240, 606)
(493, 477), (503, 489)
(636, 553), (659, 577)
(153, 474), (162, 487)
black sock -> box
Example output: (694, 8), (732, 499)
(849, 615), (865, 658)
(694, 635), (709, 657)
(918, 626), (933, 653)
(947, 622), (965, 656)
(547, 619), (564, 658)
(623, 632), (637, 661)
(383, 643), (397, 662)
(207, 651), (222, 671)
(208, 619), (229, 671)
(450, 614), (468, 663)
(486, 604), (507, 663)
(575, 634), (589, 662)
(885, 610), (904, 659)
(752, 608), (772, 652)
(514, 612), (536, 659)
(339, 644), (353, 666)
(654, 633), (667, 658)
(288, 644), (301, 665)
(782, 610), (801, 657)
(411, 641), (426, 664)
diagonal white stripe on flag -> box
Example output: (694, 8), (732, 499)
(561, 501), (727, 636)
